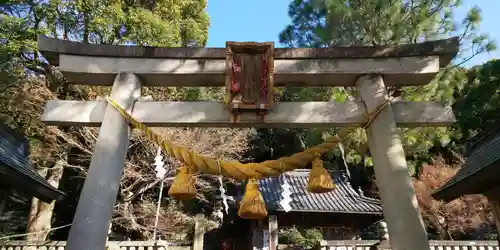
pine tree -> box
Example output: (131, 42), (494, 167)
(275, 0), (496, 169)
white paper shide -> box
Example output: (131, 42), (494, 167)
(279, 174), (293, 212)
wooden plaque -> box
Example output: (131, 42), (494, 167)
(225, 41), (274, 111)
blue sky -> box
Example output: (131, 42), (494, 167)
(206, 0), (499, 68)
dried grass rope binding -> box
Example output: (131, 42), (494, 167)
(104, 95), (391, 219)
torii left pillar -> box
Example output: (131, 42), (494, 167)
(66, 73), (142, 250)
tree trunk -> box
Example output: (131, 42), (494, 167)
(25, 158), (65, 241)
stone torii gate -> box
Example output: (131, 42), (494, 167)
(37, 35), (458, 250)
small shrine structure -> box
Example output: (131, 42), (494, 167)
(433, 126), (500, 245)
(0, 122), (65, 203)
(252, 169), (383, 248)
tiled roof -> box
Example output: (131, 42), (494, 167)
(258, 169), (383, 214)
(0, 123), (65, 202)
(433, 127), (500, 200)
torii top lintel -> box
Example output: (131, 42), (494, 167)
(37, 35), (458, 66)
(36, 35), (459, 88)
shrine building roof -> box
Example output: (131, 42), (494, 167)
(0, 123), (65, 202)
(258, 169), (383, 214)
(433, 126), (500, 202)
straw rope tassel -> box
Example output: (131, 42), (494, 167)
(307, 152), (336, 193)
(168, 165), (197, 200)
(238, 178), (268, 220)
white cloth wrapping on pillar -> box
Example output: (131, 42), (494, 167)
(338, 142), (350, 178)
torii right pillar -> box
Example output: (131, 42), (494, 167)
(357, 74), (430, 250)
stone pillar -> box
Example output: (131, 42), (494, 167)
(193, 213), (205, 250)
(356, 75), (429, 250)
(66, 73), (142, 250)
(268, 215), (278, 250)
(251, 223), (264, 250)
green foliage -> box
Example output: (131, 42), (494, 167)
(301, 228), (324, 248)
(454, 59), (500, 140)
(0, 14), (37, 77)
(278, 226), (323, 250)
(280, 0), (495, 50)
(279, 226), (304, 244)
(1, 0), (209, 78)
(1, 0), (212, 101)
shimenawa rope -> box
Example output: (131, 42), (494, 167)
(104, 96), (390, 219)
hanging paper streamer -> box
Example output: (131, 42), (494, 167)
(153, 147), (165, 240)
(218, 176), (229, 214)
(154, 147), (166, 179)
(279, 173), (292, 212)
(338, 142), (351, 179)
